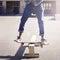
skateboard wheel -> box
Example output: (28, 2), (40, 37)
(21, 43), (24, 46)
(41, 44), (43, 48)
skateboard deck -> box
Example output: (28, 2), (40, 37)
(14, 35), (48, 48)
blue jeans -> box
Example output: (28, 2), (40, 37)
(18, 3), (44, 36)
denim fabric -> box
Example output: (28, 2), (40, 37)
(25, 0), (43, 6)
(18, 3), (44, 36)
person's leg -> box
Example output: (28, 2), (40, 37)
(17, 4), (33, 39)
(35, 5), (44, 39)
(35, 5), (48, 44)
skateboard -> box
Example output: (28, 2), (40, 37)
(14, 35), (48, 48)
(14, 40), (48, 48)
(14, 35), (48, 58)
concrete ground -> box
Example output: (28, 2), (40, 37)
(0, 15), (60, 60)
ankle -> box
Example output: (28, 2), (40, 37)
(41, 35), (44, 39)
(17, 36), (20, 39)
(20, 32), (22, 35)
(19, 32), (23, 37)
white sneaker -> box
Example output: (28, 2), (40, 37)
(41, 39), (48, 45)
(15, 39), (21, 43)
(14, 36), (21, 43)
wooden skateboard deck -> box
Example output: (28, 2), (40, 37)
(14, 35), (48, 48)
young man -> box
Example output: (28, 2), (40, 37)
(16, 0), (47, 44)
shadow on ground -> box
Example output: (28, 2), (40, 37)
(0, 46), (37, 60)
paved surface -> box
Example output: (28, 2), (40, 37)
(0, 16), (60, 60)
